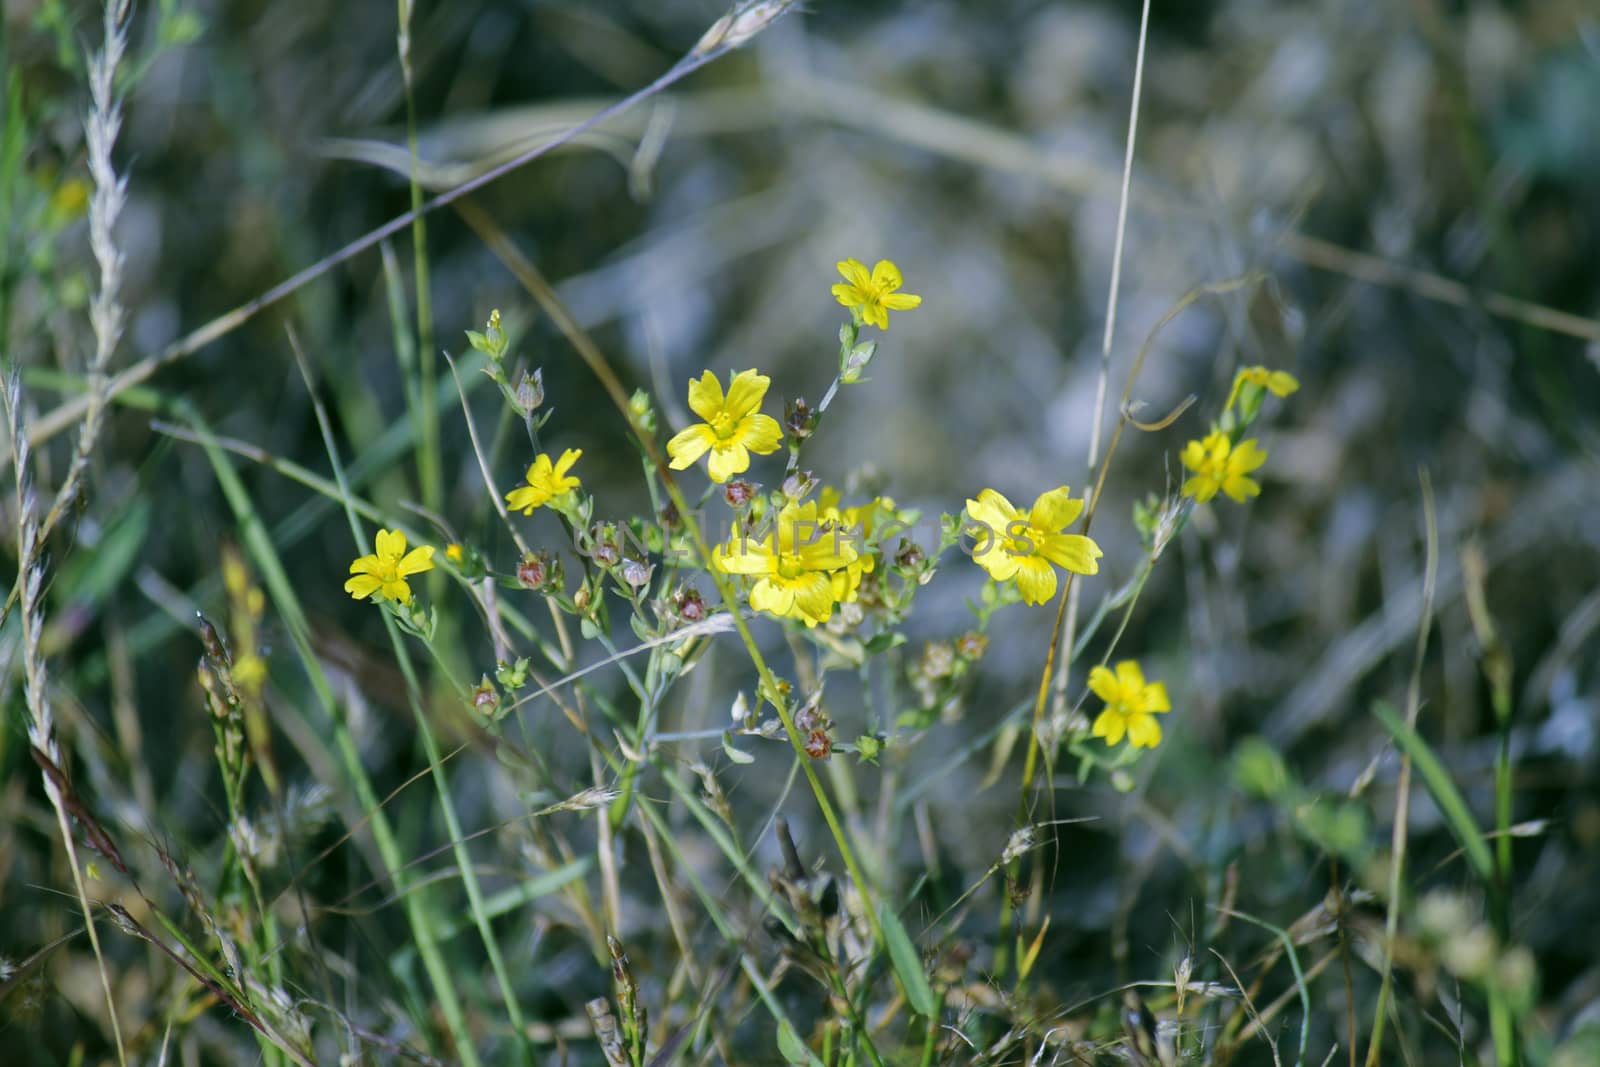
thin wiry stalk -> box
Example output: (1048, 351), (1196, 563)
(1002, 0), (1153, 982)
(1365, 472), (1440, 1067)
(286, 332), (521, 1065)
(396, 0), (442, 525)
(5, 369), (127, 1066)
(40, 0), (132, 543)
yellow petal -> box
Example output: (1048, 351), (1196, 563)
(835, 258), (871, 290)
(1092, 709), (1126, 745)
(863, 303), (889, 330)
(382, 578), (412, 604)
(722, 370), (770, 420)
(554, 448), (583, 478)
(397, 545), (435, 577)
(737, 412), (784, 454)
(1180, 439), (1209, 472)
(870, 259), (903, 291)
(686, 370), (725, 422)
(973, 546), (1020, 581)
(1126, 713), (1163, 749)
(1013, 555), (1058, 605)
(666, 425), (714, 469)
(1142, 681), (1171, 714)
(344, 574), (381, 599)
(1087, 665), (1119, 704)
(791, 573), (836, 624)
(375, 528), (407, 560)
(1231, 438), (1268, 474)
(349, 555), (382, 575)
(1266, 370), (1299, 396)
(972, 488), (1021, 525)
(1028, 486), (1083, 532)
(506, 486), (541, 514)
(706, 443), (750, 483)
(881, 291), (921, 311)
(1182, 474), (1219, 502)
(1115, 660), (1146, 691)
(1037, 533), (1101, 575)
(714, 539), (776, 576)
(1222, 475), (1261, 503)
(749, 578), (794, 616)
(832, 282), (863, 307)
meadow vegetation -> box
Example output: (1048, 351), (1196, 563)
(3, 2), (1599, 1064)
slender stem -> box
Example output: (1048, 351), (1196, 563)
(293, 332), (530, 1063)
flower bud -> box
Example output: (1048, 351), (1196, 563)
(724, 479), (756, 509)
(895, 540), (925, 569)
(785, 396), (814, 440)
(675, 586), (707, 623)
(841, 340), (877, 384)
(517, 552), (551, 590)
(620, 557), (653, 589)
(515, 368), (545, 414)
(781, 470), (816, 502)
(628, 388), (657, 435)
(471, 676), (500, 718)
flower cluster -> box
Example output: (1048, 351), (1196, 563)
(1179, 364), (1298, 506)
(333, 265), (1309, 775)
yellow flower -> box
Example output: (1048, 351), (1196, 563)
(506, 448), (582, 514)
(831, 257), (922, 330)
(344, 529), (436, 604)
(1226, 365), (1299, 410)
(819, 488), (897, 605)
(1180, 432), (1267, 503)
(964, 486), (1102, 605)
(666, 369), (783, 483)
(445, 543), (465, 563)
(1089, 660), (1171, 748)
(714, 500), (857, 626)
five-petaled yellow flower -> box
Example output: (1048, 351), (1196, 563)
(714, 500), (857, 626)
(964, 486), (1102, 605)
(506, 448), (582, 514)
(831, 258), (922, 331)
(666, 369), (783, 483)
(1089, 660), (1171, 748)
(344, 528), (436, 604)
(1181, 432), (1267, 503)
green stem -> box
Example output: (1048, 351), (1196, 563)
(183, 407), (479, 1064)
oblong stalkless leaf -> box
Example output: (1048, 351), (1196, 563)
(721, 731), (755, 765)
(878, 901), (937, 1017)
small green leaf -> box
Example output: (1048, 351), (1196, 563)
(776, 1020), (810, 1064)
(721, 732), (755, 765)
(863, 632), (906, 655)
(878, 902), (936, 1017)
(1373, 701), (1494, 882)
